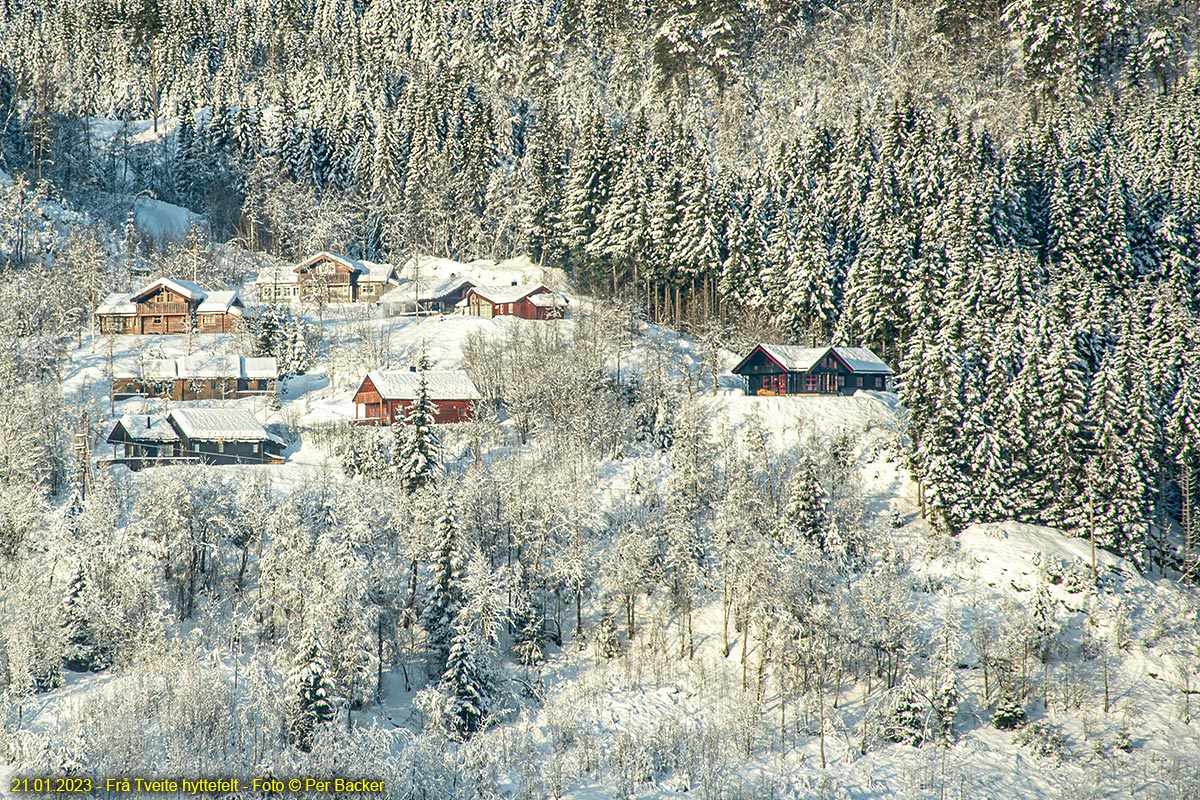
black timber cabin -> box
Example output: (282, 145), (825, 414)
(105, 408), (285, 470)
(732, 344), (893, 396)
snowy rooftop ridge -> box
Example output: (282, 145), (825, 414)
(755, 344), (892, 374)
(363, 369), (482, 401)
(168, 408), (272, 441)
(295, 251), (394, 282)
(756, 344), (829, 371)
(131, 276), (208, 302)
(469, 283), (557, 305)
(96, 277), (244, 315)
(197, 290), (243, 315)
(833, 346), (893, 374)
(383, 275), (474, 301)
(119, 356), (277, 381)
(111, 414), (179, 442)
(96, 292), (136, 316)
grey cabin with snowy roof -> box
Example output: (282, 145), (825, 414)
(104, 409), (285, 470)
(731, 344), (892, 396)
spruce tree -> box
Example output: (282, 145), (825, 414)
(287, 635), (337, 752)
(440, 621), (492, 739)
(61, 564), (109, 673)
(395, 358), (442, 494)
(421, 497), (465, 662)
(784, 457), (828, 547)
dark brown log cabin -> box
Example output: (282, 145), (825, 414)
(112, 356), (278, 402)
(294, 252), (394, 303)
(96, 277), (245, 335)
(732, 345), (892, 397)
(464, 283), (568, 320)
(353, 369), (481, 425)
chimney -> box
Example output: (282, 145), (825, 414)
(511, 280), (518, 286)
(409, 365), (417, 372)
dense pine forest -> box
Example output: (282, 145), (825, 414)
(2, 2), (1200, 797)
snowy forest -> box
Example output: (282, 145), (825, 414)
(2, 1), (1200, 797)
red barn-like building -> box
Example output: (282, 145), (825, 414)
(464, 283), (567, 320)
(353, 369), (481, 425)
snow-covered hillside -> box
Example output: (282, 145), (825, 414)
(0, 254), (1195, 800)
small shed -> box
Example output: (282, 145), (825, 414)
(731, 344), (892, 396)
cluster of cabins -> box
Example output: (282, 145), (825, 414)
(93, 252), (893, 472)
(253, 251), (569, 320)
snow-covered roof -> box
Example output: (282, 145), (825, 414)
(363, 369), (482, 401)
(145, 358), (179, 380)
(359, 259), (394, 283)
(834, 346), (893, 374)
(136, 356), (278, 381)
(740, 344), (893, 375)
(295, 252), (394, 283)
(243, 357), (278, 379)
(469, 283), (551, 304)
(254, 263), (300, 285)
(131, 276), (208, 302)
(175, 354), (241, 379)
(96, 292), (136, 316)
(383, 276), (474, 304)
(109, 414), (179, 443)
(196, 290), (243, 315)
(529, 291), (569, 308)
(168, 408), (272, 441)
(756, 345), (829, 372)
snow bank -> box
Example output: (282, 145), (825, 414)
(134, 197), (204, 245)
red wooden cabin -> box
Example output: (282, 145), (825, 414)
(464, 283), (567, 320)
(353, 369), (481, 425)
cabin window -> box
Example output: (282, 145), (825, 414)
(202, 314), (215, 324)
(837, 376), (845, 388)
(152, 316), (162, 324)
(122, 317), (134, 329)
(193, 443), (200, 452)
(218, 440), (225, 453)
(856, 376), (863, 387)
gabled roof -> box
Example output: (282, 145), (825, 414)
(96, 292), (136, 316)
(295, 251), (361, 274)
(529, 292), (569, 308)
(107, 414), (180, 444)
(254, 263), (300, 286)
(468, 283), (553, 305)
(732, 344), (893, 375)
(130, 277), (208, 303)
(751, 344), (829, 372)
(382, 276), (475, 304)
(168, 408), (272, 441)
(196, 290), (244, 315)
(359, 369), (482, 401)
(359, 259), (394, 283)
(294, 252), (395, 283)
(834, 347), (893, 374)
